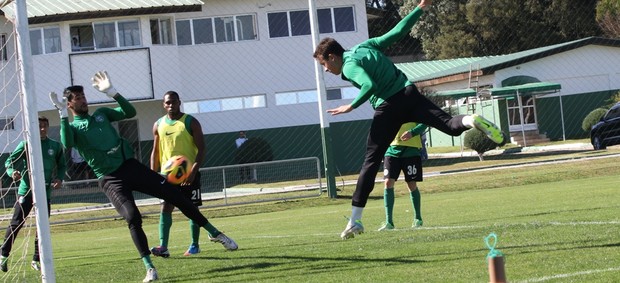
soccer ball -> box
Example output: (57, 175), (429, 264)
(162, 155), (191, 185)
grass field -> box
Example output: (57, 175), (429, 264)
(2, 154), (620, 282)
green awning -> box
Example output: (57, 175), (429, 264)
(433, 88), (477, 99)
(490, 82), (561, 98)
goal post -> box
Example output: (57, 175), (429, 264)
(3, 0), (56, 282)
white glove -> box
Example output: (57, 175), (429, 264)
(91, 71), (118, 98)
(49, 92), (68, 118)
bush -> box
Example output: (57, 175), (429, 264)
(581, 108), (607, 132)
(235, 137), (274, 164)
(463, 129), (497, 161)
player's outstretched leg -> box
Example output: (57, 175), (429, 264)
(209, 233), (238, 251)
(467, 114), (505, 145)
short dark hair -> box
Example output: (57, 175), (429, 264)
(38, 116), (49, 125)
(164, 90), (180, 100)
(63, 85), (84, 101)
(313, 37), (345, 59)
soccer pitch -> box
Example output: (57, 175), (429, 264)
(6, 157), (620, 282)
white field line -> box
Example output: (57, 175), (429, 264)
(517, 266), (620, 283)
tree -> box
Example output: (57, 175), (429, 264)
(396, 0), (601, 60)
(464, 129), (497, 161)
(596, 0), (620, 38)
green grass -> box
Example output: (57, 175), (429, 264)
(2, 154), (620, 282)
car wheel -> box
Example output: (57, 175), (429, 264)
(592, 136), (606, 150)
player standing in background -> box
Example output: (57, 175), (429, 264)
(378, 122), (427, 231)
(150, 91), (206, 257)
(1, 116), (66, 272)
(313, 0), (504, 239)
(50, 71), (237, 282)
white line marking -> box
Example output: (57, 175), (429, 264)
(517, 266), (620, 282)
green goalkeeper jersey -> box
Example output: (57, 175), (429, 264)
(343, 6), (425, 109)
(60, 94), (136, 178)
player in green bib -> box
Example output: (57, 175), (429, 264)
(150, 91), (206, 257)
(50, 71), (237, 283)
(379, 122), (427, 231)
(313, 0), (504, 239)
(1, 116), (66, 272)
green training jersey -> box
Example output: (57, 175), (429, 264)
(342, 6), (425, 109)
(385, 123), (428, 158)
(156, 113), (198, 168)
(4, 138), (66, 199)
(60, 95), (136, 178)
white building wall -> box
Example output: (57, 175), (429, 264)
(2, 0), (375, 149)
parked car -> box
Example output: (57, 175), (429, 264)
(591, 102), (620, 150)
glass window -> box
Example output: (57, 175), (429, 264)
(268, 12), (289, 38)
(193, 18), (214, 44)
(183, 101), (199, 114)
(70, 24), (94, 51)
(150, 18), (173, 45)
(44, 27), (61, 53)
(290, 10), (310, 36)
(94, 22), (116, 48)
(297, 90), (317, 103)
(0, 34), (7, 60)
(29, 29), (43, 55)
(317, 9), (333, 34)
(275, 92), (297, 105)
(341, 87), (358, 99)
(334, 7), (355, 32)
(118, 20), (141, 47)
(222, 97), (244, 110)
(29, 27), (61, 55)
(0, 117), (14, 130)
(236, 15), (256, 41)
(199, 100), (220, 112)
(215, 16), (235, 43)
(244, 95), (265, 108)
(176, 20), (192, 46)
(326, 89), (341, 100)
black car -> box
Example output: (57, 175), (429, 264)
(591, 102), (620, 150)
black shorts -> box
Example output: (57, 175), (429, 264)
(383, 156), (423, 182)
(175, 173), (203, 206)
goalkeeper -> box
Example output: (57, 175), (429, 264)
(50, 71), (237, 283)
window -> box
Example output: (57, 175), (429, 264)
(341, 87), (358, 99)
(150, 18), (173, 45)
(0, 117), (14, 131)
(0, 34), (6, 60)
(70, 20), (141, 51)
(30, 27), (61, 55)
(176, 14), (256, 46)
(275, 90), (318, 105)
(268, 7), (355, 38)
(184, 94), (266, 114)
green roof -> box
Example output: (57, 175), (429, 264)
(1, 0), (204, 23)
(433, 82), (561, 100)
(396, 37), (620, 83)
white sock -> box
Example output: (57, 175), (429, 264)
(350, 206), (364, 225)
(462, 115), (475, 128)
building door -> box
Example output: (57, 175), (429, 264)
(507, 95), (538, 132)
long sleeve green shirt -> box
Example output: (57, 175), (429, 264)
(4, 138), (66, 199)
(342, 6), (425, 109)
(60, 94), (136, 178)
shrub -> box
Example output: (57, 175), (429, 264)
(581, 108), (607, 132)
(464, 129), (497, 161)
(235, 137), (274, 164)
